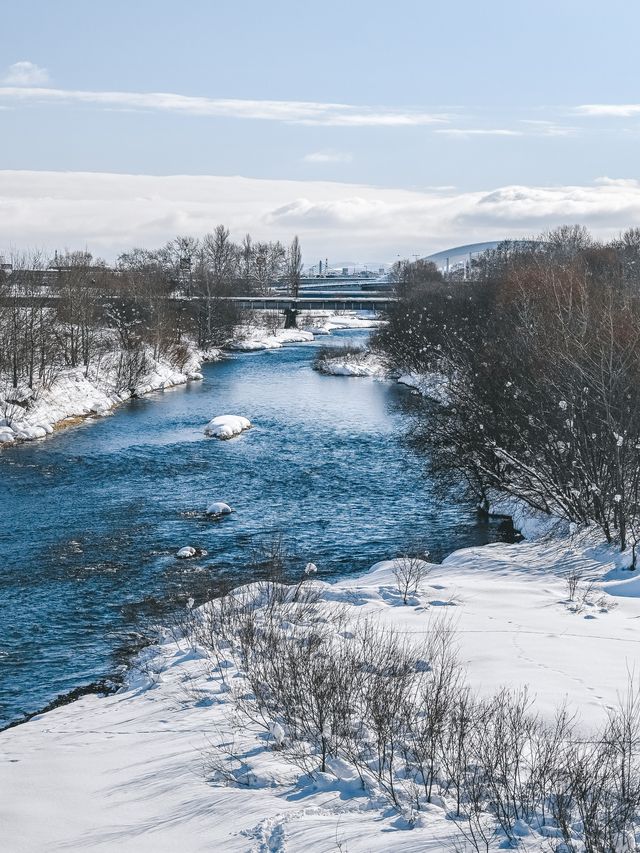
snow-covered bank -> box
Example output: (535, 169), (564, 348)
(3, 525), (640, 851)
(301, 310), (383, 335)
(0, 344), (222, 447)
(227, 327), (315, 351)
(315, 348), (386, 377)
(229, 311), (382, 351)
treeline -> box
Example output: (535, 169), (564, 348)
(374, 226), (640, 555)
(0, 228), (302, 398)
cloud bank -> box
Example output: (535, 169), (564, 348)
(1, 171), (640, 261)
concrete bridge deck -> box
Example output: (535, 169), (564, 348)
(228, 293), (395, 311)
(1, 292), (396, 312)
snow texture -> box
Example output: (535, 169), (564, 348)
(205, 501), (232, 516)
(203, 415), (251, 439)
(3, 518), (640, 851)
(176, 547), (197, 559)
(317, 351), (386, 378)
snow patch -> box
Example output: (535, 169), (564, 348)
(204, 415), (251, 439)
(206, 501), (233, 517)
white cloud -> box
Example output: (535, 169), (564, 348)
(436, 122), (576, 139)
(2, 171), (640, 261)
(1, 61), (50, 87)
(435, 128), (523, 137)
(520, 120), (576, 137)
(303, 150), (353, 163)
(575, 104), (640, 117)
(0, 85), (448, 127)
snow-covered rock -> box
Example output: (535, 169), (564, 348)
(204, 415), (251, 439)
(176, 547), (197, 559)
(206, 501), (232, 517)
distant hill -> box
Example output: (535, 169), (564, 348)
(424, 241), (505, 271)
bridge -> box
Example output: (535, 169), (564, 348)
(0, 290), (397, 313)
(228, 292), (396, 312)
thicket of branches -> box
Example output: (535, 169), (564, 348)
(373, 226), (640, 555)
(0, 229), (302, 406)
(178, 579), (640, 850)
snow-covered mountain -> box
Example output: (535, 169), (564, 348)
(424, 240), (505, 270)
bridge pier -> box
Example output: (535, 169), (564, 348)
(283, 306), (298, 328)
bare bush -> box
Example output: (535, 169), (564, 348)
(565, 566), (583, 602)
(189, 571), (640, 846)
(392, 552), (431, 604)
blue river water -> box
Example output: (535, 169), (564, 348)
(0, 330), (501, 727)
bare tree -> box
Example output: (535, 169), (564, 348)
(392, 552), (431, 604)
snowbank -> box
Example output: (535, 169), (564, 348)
(228, 327), (314, 351)
(0, 342), (223, 448)
(396, 370), (449, 402)
(228, 312), (383, 351)
(301, 310), (383, 335)
(3, 523), (640, 850)
(316, 350), (386, 378)
(203, 414), (251, 439)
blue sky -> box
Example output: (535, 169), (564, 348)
(2, 0), (640, 262)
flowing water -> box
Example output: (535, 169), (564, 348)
(0, 330), (501, 727)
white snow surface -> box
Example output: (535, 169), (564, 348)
(0, 342), (222, 447)
(205, 501), (232, 516)
(317, 350), (386, 378)
(301, 310), (383, 335)
(176, 547), (197, 559)
(397, 370), (449, 402)
(3, 524), (640, 851)
(204, 415), (251, 439)
(228, 327), (314, 351)
(229, 312), (381, 351)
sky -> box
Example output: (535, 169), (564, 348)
(2, 0), (640, 264)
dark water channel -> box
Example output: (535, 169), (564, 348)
(0, 330), (501, 727)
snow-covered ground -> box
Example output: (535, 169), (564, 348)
(316, 349), (386, 378)
(397, 370), (449, 403)
(228, 311), (382, 350)
(316, 355), (452, 404)
(227, 327), (315, 351)
(2, 521), (640, 851)
(301, 310), (383, 335)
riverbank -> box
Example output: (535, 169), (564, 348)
(312, 346), (450, 405)
(0, 342), (216, 447)
(0, 312), (381, 447)
(2, 518), (639, 851)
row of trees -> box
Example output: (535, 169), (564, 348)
(0, 229), (302, 403)
(374, 227), (640, 555)
(181, 575), (640, 850)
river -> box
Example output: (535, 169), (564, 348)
(0, 330), (502, 727)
